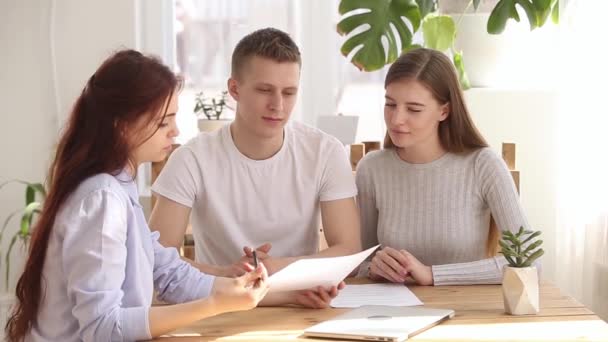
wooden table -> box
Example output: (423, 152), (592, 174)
(156, 280), (608, 341)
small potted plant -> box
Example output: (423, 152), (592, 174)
(194, 90), (233, 132)
(499, 226), (544, 315)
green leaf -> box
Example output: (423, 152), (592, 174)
(338, 0), (421, 71)
(522, 248), (544, 267)
(487, 0), (517, 34)
(26, 184), (35, 205)
(522, 239), (543, 255)
(5, 234), (18, 290)
(20, 202), (41, 237)
(503, 234), (520, 247)
(516, 0), (539, 30)
(521, 230), (542, 245)
(551, 0), (559, 24)
(533, 0), (552, 27)
(452, 51), (470, 89)
(504, 254), (517, 266)
(415, 0), (436, 19)
(499, 248), (516, 256)
(422, 14), (456, 52)
(0, 208), (21, 241)
(473, 0), (482, 11)
(502, 230), (515, 238)
(29, 183), (46, 200)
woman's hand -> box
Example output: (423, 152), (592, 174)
(369, 247), (434, 285)
(398, 249), (434, 285)
(214, 243), (274, 277)
(369, 246), (409, 283)
(210, 263), (270, 313)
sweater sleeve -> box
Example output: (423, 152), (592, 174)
(432, 148), (540, 285)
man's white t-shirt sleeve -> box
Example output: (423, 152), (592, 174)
(319, 140), (358, 202)
(151, 146), (200, 208)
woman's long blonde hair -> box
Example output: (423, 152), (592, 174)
(383, 48), (488, 152)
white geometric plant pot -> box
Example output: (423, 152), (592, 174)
(502, 266), (540, 315)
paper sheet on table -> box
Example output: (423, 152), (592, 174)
(268, 245), (379, 293)
(330, 283), (423, 308)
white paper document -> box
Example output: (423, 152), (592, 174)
(267, 245), (379, 293)
(330, 283), (423, 308)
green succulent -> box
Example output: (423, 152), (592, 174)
(499, 226), (544, 268)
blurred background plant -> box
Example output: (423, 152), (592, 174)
(194, 90), (231, 120)
(0, 180), (45, 290)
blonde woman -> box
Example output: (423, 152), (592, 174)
(357, 48), (533, 286)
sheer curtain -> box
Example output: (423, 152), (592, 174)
(555, 0), (608, 321)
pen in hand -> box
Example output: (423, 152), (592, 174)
(252, 250), (259, 269)
(249, 249), (262, 288)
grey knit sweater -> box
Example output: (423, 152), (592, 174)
(356, 147), (531, 285)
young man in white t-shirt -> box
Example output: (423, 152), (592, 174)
(149, 28), (361, 308)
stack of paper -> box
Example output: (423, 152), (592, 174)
(330, 283), (423, 308)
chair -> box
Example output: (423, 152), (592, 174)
(486, 143), (520, 257)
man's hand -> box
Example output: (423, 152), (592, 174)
(292, 281), (345, 309)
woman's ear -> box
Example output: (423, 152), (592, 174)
(439, 102), (450, 122)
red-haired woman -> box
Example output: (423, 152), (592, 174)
(6, 50), (269, 342)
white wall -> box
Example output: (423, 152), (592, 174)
(0, 0), (155, 297)
(52, 0), (139, 125)
(0, 0), (57, 293)
(0, 0), (57, 331)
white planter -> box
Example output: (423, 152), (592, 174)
(197, 118), (231, 133)
(452, 12), (558, 88)
(502, 266), (540, 315)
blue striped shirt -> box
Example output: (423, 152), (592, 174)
(28, 171), (214, 341)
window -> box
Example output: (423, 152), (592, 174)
(173, 0), (296, 143)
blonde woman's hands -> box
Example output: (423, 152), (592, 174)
(369, 246), (409, 283)
(397, 249), (433, 285)
(369, 247), (434, 285)
(210, 263), (270, 314)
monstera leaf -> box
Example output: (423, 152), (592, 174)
(487, 0), (559, 34)
(337, 0), (421, 71)
(415, 0), (436, 18)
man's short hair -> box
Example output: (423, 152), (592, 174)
(231, 27), (301, 78)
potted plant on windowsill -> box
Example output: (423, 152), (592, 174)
(0, 180), (45, 328)
(499, 226), (544, 315)
(194, 90), (233, 132)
